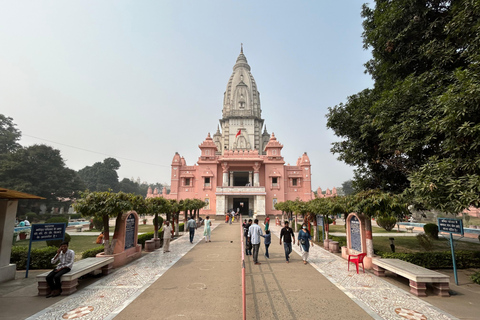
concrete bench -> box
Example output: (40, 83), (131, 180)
(37, 256), (114, 296)
(372, 258), (449, 297)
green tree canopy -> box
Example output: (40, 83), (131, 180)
(0, 114), (21, 155)
(77, 158), (120, 191)
(0, 144), (84, 205)
(326, 0), (480, 212)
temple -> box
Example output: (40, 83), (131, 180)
(147, 47), (337, 217)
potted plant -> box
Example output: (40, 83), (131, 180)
(143, 218), (147, 225)
(19, 229), (30, 240)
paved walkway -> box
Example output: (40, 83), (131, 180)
(18, 221), (465, 320)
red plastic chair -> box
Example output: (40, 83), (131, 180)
(348, 253), (366, 274)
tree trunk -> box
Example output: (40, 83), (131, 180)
(175, 211), (180, 236)
(154, 212), (159, 239)
(313, 215), (318, 242)
(294, 214), (298, 232)
(365, 217), (374, 258)
(103, 215), (110, 254)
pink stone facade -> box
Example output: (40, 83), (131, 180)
(146, 48), (337, 217)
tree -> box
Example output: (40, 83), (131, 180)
(73, 191), (147, 254)
(341, 180), (355, 196)
(0, 114), (21, 155)
(326, 1), (480, 212)
(77, 158), (120, 191)
(0, 144), (84, 209)
(146, 197), (170, 239)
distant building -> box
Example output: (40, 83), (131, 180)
(147, 47), (337, 217)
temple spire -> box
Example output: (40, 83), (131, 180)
(241, 43), (243, 53)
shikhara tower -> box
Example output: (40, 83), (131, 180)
(147, 47), (337, 217)
(213, 45), (270, 155)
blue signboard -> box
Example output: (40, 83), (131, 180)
(437, 218), (464, 235)
(26, 223), (66, 278)
(316, 215), (324, 227)
(31, 223), (66, 242)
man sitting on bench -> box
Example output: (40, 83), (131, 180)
(46, 241), (74, 298)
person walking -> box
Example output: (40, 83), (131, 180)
(203, 216), (212, 242)
(279, 221), (295, 263)
(163, 221), (173, 253)
(186, 216), (197, 243)
(298, 223), (314, 264)
(264, 217), (270, 232)
(45, 241), (74, 298)
(244, 219), (252, 255)
(229, 210), (234, 225)
(261, 230), (271, 258)
(248, 219), (263, 265)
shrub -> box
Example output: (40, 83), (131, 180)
(328, 235), (347, 247)
(416, 233), (433, 251)
(26, 212), (39, 222)
(378, 250), (480, 269)
(10, 246), (57, 270)
(46, 216), (69, 226)
(423, 223), (439, 240)
(82, 246), (105, 259)
(137, 232), (155, 248)
(324, 217), (333, 225)
(70, 213), (82, 219)
(376, 216), (397, 231)
(179, 223), (185, 232)
(153, 216), (164, 227)
(471, 271), (480, 285)
(46, 232), (71, 247)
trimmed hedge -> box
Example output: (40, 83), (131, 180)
(376, 216), (397, 232)
(82, 246), (105, 259)
(179, 223), (185, 232)
(45, 217), (69, 226)
(378, 250), (480, 269)
(471, 271), (480, 285)
(10, 246), (57, 270)
(138, 232), (155, 248)
(328, 235), (347, 247)
(46, 232), (71, 247)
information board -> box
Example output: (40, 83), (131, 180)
(316, 215), (324, 226)
(124, 213), (136, 249)
(31, 223), (66, 242)
(437, 218), (464, 235)
(349, 216), (362, 252)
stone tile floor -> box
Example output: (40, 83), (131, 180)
(26, 222), (458, 320)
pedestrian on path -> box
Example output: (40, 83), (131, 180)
(244, 219), (252, 255)
(186, 216), (197, 243)
(298, 223), (314, 265)
(163, 221), (173, 253)
(279, 221), (295, 263)
(46, 241), (74, 298)
(260, 229), (271, 258)
(264, 216), (270, 232)
(248, 219), (263, 265)
(203, 216), (212, 242)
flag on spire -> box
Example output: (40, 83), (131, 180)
(235, 129), (241, 138)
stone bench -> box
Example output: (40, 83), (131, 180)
(405, 226), (414, 232)
(37, 256), (114, 296)
(372, 258), (450, 297)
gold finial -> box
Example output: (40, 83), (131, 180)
(241, 43), (243, 53)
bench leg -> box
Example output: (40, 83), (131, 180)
(432, 282), (450, 297)
(373, 265), (385, 277)
(61, 279), (78, 295)
(409, 280), (427, 297)
(102, 263), (113, 275)
(38, 280), (50, 296)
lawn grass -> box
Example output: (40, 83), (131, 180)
(328, 224), (403, 234)
(327, 235), (480, 253)
(14, 235), (99, 255)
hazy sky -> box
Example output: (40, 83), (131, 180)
(0, 1), (373, 190)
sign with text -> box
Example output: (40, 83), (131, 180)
(124, 213), (136, 249)
(437, 218), (464, 235)
(316, 215), (324, 227)
(349, 216), (362, 252)
(30, 223), (66, 242)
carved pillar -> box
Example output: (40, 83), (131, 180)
(222, 163), (229, 187)
(249, 171), (253, 185)
(229, 172), (234, 187)
(253, 162), (261, 187)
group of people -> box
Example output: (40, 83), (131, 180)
(244, 219), (314, 265)
(186, 215), (212, 244)
(225, 210), (239, 224)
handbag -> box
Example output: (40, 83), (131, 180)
(300, 239), (306, 245)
